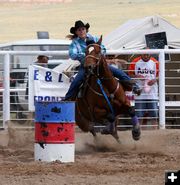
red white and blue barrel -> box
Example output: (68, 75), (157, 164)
(34, 101), (75, 162)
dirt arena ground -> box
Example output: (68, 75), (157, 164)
(0, 125), (179, 185)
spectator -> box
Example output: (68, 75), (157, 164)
(25, 55), (49, 99)
(35, 55), (49, 67)
(128, 49), (159, 129)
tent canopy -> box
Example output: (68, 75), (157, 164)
(103, 15), (180, 50)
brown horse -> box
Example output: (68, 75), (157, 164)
(75, 36), (141, 142)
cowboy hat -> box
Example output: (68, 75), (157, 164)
(70, 20), (90, 34)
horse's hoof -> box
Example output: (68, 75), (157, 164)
(90, 129), (97, 137)
(112, 132), (121, 144)
(101, 128), (110, 135)
(116, 138), (121, 144)
(101, 122), (115, 135)
(132, 124), (141, 141)
(101, 127), (115, 135)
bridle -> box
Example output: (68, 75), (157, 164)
(85, 44), (101, 63)
(84, 43), (120, 99)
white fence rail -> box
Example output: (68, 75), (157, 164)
(0, 49), (180, 129)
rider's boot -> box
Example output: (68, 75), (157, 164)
(132, 84), (142, 96)
(121, 80), (142, 96)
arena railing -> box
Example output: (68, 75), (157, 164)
(0, 49), (180, 129)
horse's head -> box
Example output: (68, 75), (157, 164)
(84, 35), (103, 73)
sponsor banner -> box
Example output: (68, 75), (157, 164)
(28, 65), (72, 111)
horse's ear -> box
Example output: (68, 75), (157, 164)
(97, 35), (103, 45)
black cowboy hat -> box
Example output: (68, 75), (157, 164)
(70, 20), (90, 34)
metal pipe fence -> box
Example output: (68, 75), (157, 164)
(0, 49), (180, 129)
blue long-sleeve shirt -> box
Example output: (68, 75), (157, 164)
(69, 33), (106, 64)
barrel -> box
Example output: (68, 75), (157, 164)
(34, 101), (75, 162)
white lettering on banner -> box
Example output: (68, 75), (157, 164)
(28, 65), (71, 111)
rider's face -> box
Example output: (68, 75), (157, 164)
(75, 27), (87, 39)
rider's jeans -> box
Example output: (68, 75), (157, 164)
(108, 65), (131, 81)
(65, 65), (132, 99)
(65, 67), (86, 99)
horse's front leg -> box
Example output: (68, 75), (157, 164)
(113, 98), (141, 141)
(126, 105), (141, 141)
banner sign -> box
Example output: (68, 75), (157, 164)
(28, 65), (72, 111)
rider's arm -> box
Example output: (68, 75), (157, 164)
(69, 41), (85, 62)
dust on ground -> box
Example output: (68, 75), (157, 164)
(0, 122), (179, 185)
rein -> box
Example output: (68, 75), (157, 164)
(87, 77), (119, 98)
(97, 78), (115, 116)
